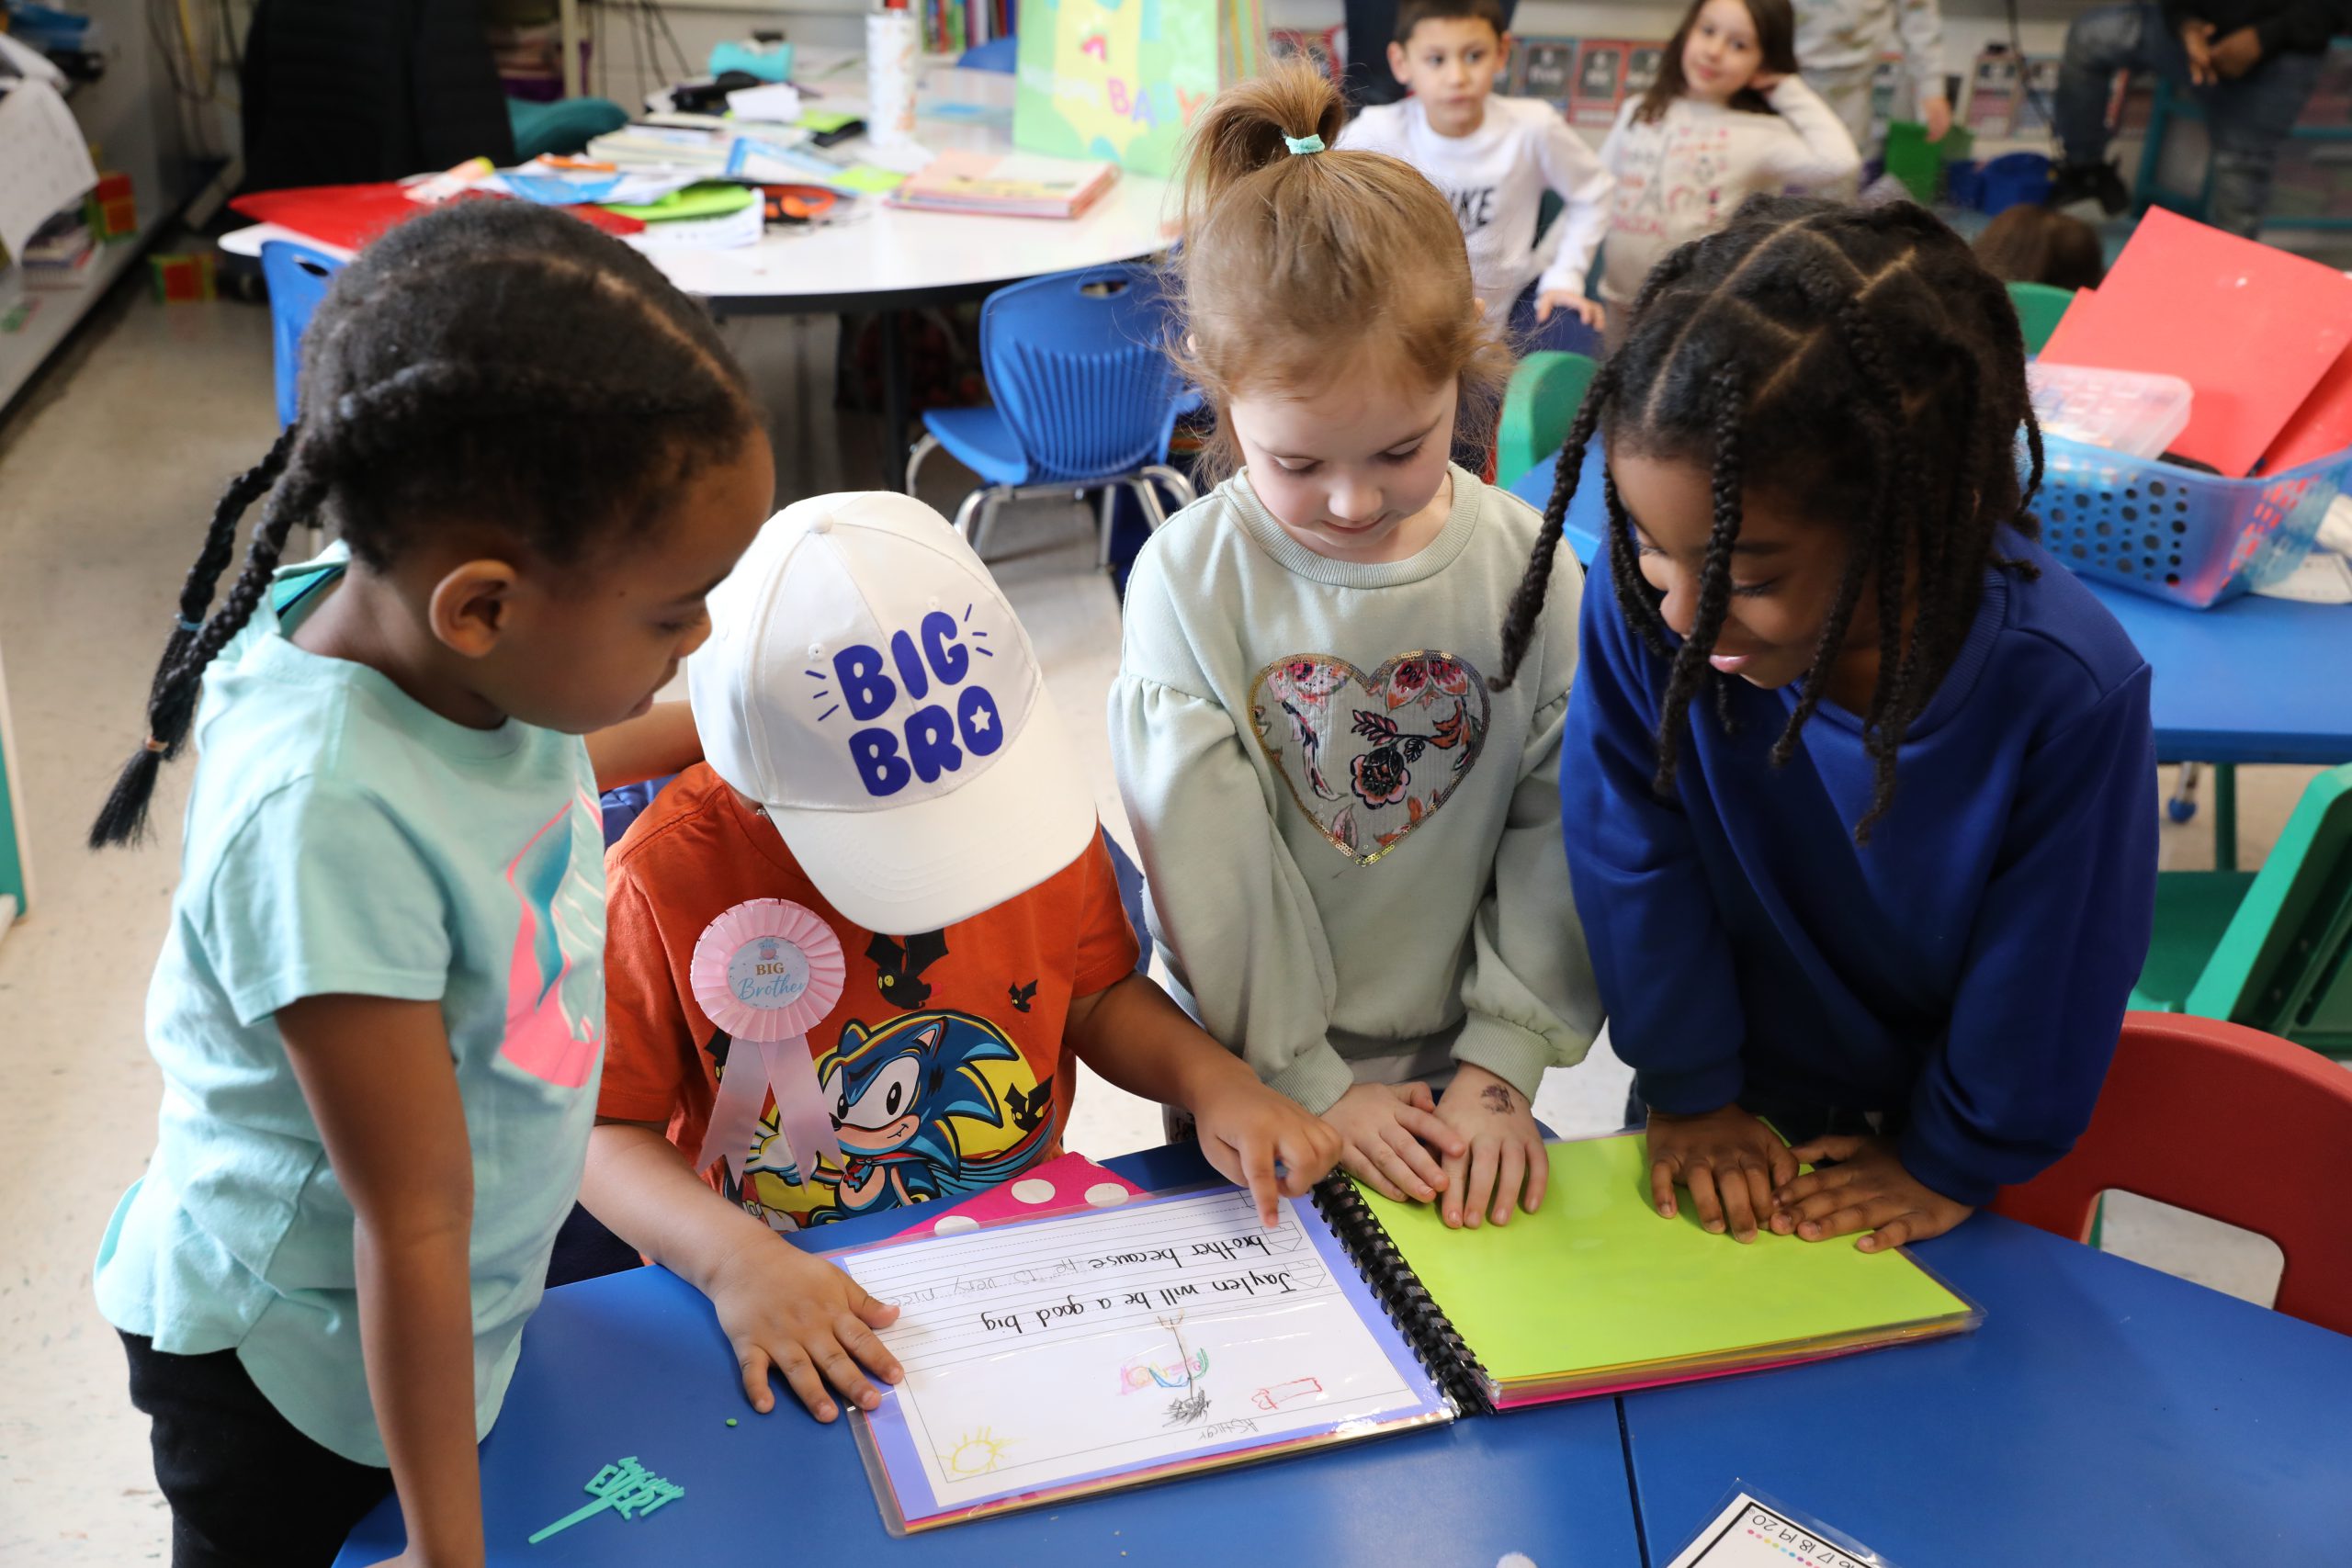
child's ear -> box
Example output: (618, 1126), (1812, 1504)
(427, 558), (522, 658)
(1387, 39), (1412, 85)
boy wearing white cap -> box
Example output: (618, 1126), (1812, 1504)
(579, 492), (1340, 1427)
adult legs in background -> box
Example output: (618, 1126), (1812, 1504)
(2205, 47), (2326, 237)
(121, 1332), (393, 1568)
(1807, 61), (1883, 159)
(2052, 2), (2165, 211)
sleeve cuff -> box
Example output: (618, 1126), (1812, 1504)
(1452, 1014), (1565, 1102)
(1894, 1127), (2002, 1209)
(1631, 1059), (1745, 1118)
(1265, 1043), (1358, 1116)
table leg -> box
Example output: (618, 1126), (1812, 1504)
(879, 310), (911, 492)
(2215, 762), (2238, 873)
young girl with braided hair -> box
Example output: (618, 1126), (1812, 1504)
(1113, 65), (1601, 1234)
(1497, 196), (2155, 1255)
(91, 200), (773, 1567)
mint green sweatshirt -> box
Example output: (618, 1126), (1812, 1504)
(1109, 466), (1600, 1114)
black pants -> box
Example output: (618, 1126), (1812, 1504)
(120, 1330), (392, 1568)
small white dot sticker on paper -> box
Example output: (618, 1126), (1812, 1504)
(1084, 1183), (1131, 1208)
(933, 1214), (981, 1235)
(1011, 1179), (1057, 1204)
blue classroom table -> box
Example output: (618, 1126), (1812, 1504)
(1510, 446), (2352, 769)
(334, 1144), (1645, 1567)
(1623, 1213), (2352, 1565)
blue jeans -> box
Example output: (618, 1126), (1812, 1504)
(2056, 1), (2326, 237)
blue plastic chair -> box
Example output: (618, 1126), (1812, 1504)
(260, 240), (345, 429)
(958, 34), (1018, 72)
(906, 263), (1196, 565)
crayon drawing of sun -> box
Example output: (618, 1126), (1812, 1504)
(941, 1426), (1014, 1478)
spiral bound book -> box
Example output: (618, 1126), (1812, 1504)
(829, 1186), (1454, 1534)
(1320, 1133), (1982, 1412)
(829, 1134), (1976, 1530)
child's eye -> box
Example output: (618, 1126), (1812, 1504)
(1730, 580), (1779, 599)
(1381, 444), (1423, 464)
(1273, 458), (1318, 475)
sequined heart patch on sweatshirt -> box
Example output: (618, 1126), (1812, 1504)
(1247, 651), (1490, 867)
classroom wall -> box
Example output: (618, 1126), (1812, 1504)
(582, 0), (2084, 121)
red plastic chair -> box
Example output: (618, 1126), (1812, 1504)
(1992, 1013), (2352, 1337)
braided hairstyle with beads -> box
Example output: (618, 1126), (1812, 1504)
(1494, 196), (2043, 841)
(89, 199), (761, 848)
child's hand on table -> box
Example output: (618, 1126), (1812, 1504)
(1322, 1082), (1466, 1206)
(1432, 1063), (1547, 1229)
(1770, 1134), (1974, 1251)
(1645, 1103), (1799, 1244)
(707, 1234), (902, 1423)
(1191, 1075), (1345, 1227)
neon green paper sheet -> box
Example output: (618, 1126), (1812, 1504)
(1358, 1134), (1977, 1403)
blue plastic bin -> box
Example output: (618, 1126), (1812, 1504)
(1978, 152), (2053, 216)
(1946, 160), (1985, 209)
(2031, 434), (2345, 606)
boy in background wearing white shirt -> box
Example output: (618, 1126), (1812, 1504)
(1340, 0), (1615, 343)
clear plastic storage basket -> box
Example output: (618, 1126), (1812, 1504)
(2031, 435), (2346, 607)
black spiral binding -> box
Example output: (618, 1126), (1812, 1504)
(1309, 1173), (1496, 1416)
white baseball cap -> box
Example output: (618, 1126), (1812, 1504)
(689, 491), (1098, 933)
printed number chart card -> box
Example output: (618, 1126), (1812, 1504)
(1668, 1493), (1904, 1568)
(826, 1186), (1452, 1532)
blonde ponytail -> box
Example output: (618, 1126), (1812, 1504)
(1170, 64), (1510, 482)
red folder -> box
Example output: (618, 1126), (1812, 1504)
(2039, 208), (2352, 478)
(231, 184), (644, 253)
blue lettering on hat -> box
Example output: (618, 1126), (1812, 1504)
(850, 728), (911, 795)
(905, 705), (963, 783)
(888, 629), (932, 701)
(835, 645), (896, 722)
(957, 685), (1004, 757)
(922, 610), (969, 683)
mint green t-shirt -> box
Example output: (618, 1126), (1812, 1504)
(95, 552), (608, 1466)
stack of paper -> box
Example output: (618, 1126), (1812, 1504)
(888, 150), (1117, 219)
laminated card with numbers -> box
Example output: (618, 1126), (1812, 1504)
(824, 1133), (1977, 1530)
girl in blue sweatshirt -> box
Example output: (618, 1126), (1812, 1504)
(1495, 196), (2154, 1252)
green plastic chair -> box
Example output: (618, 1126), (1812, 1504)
(1496, 350), (1599, 492)
(2132, 762), (2352, 1058)
(2007, 280), (2077, 355)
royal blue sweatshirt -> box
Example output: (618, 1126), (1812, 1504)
(1564, 529), (2156, 1206)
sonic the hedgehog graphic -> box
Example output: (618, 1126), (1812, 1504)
(787, 1010), (1056, 1223)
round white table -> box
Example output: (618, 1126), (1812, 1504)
(219, 68), (1177, 486)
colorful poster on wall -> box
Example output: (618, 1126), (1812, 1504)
(1012, 0), (1263, 177)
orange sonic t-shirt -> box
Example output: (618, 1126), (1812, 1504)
(599, 763), (1141, 1233)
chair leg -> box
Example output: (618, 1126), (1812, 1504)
(1095, 488), (1120, 570)
(1133, 476), (1170, 534)
(1141, 464), (1196, 511)
(964, 495), (1001, 564)
(951, 488), (988, 543)
(906, 433), (941, 497)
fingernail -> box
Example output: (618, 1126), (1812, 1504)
(1658, 1202), (1673, 1217)
(1444, 1209), (1459, 1224)
(820, 1404), (835, 1419)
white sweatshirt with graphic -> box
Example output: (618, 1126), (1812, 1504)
(1597, 78), (1862, 305)
(1108, 465), (1600, 1114)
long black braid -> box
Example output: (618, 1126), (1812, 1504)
(91, 200), (761, 848)
(1495, 196), (2044, 841)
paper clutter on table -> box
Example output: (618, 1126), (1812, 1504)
(888, 150), (1119, 219)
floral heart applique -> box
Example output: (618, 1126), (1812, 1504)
(1248, 651), (1490, 866)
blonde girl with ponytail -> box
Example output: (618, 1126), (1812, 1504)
(1111, 65), (1602, 1234)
